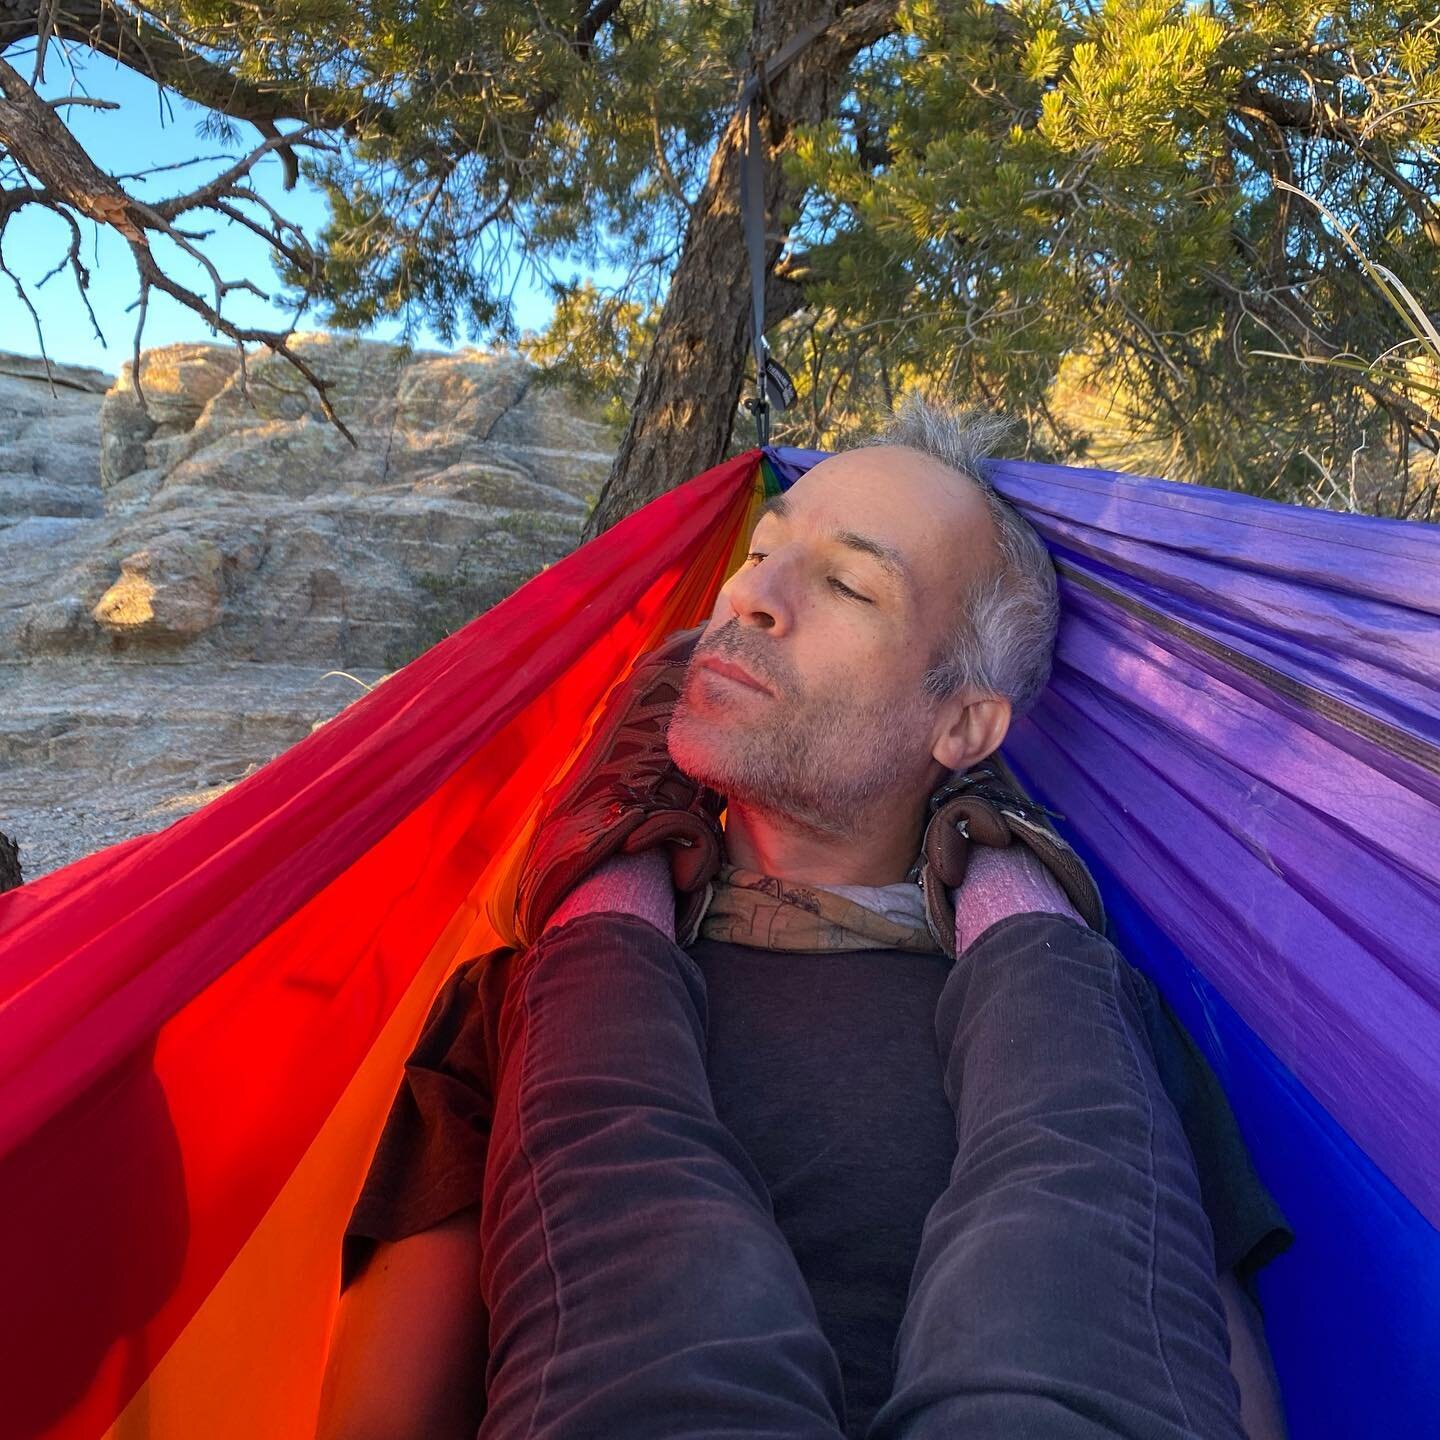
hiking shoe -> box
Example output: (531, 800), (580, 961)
(917, 754), (1104, 959)
(512, 623), (727, 950)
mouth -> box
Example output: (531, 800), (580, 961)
(697, 656), (773, 696)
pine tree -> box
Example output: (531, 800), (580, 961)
(2, 0), (1437, 518)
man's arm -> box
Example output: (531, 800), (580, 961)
(945, 844), (1290, 1436)
(317, 838), (678, 1440)
(317, 1206), (487, 1440)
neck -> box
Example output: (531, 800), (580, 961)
(721, 798), (929, 887)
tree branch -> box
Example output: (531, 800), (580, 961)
(4, 0), (394, 152)
(0, 53), (350, 438)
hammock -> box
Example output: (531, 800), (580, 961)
(0, 445), (1436, 1439)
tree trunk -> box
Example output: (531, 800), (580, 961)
(579, 0), (900, 544)
(0, 831), (22, 894)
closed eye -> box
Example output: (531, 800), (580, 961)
(744, 551), (872, 604)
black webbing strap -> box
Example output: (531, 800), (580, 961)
(738, 19), (832, 445)
(740, 100), (771, 444)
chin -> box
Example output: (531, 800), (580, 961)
(666, 703), (731, 794)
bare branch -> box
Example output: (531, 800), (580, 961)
(154, 124), (335, 218)
(0, 53), (353, 439)
(45, 95), (120, 111)
(6, 0), (385, 136)
(650, 103), (694, 215)
(0, 243), (49, 371)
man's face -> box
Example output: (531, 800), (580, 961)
(666, 444), (1001, 838)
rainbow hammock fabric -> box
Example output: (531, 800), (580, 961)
(1, 445), (1437, 1439)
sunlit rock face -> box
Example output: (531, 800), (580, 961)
(7, 334), (610, 666)
(0, 335), (614, 880)
(90, 534), (226, 642)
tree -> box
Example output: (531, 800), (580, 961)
(3, 1), (1438, 526)
(0, 1), (357, 424)
(771, 0), (1440, 515)
(0, 830), (21, 894)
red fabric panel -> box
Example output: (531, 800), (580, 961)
(0, 450), (759, 1438)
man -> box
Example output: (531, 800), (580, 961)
(319, 398), (1292, 1439)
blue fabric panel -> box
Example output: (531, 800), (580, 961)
(1011, 771), (1440, 1440)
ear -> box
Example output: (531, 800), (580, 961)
(930, 693), (1012, 775)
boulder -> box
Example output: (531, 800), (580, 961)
(99, 343), (243, 488)
(91, 533), (225, 643)
(0, 354), (108, 521)
(0, 334), (611, 668)
(0, 334), (619, 880)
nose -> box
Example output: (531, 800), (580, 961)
(719, 555), (791, 634)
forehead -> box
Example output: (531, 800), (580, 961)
(753, 490), (916, 594)
(753, 447), (993, 597)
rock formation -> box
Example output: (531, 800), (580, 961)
(0, 335), (614, 881)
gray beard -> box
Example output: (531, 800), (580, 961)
(666, 671), (938, 840)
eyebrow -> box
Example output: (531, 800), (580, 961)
(754, 493), (915, 595)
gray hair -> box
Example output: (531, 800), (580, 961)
(848, 395), (1060, 717)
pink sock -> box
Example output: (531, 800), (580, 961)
(543, 848), (677, 941)
(950, 844), (1080, 953)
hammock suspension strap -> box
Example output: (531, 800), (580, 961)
(739, 27), (815, 446)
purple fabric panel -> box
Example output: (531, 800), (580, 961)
(1004, 649), (1440, 1227)
(1061, 569), (1440, 815)
(767, 446), (829, 485)
(1048, 521), (1440, 699)
(1027, 519), (1439, 729)
(1005, 478), (1440, 1227)
(767, 443), (1440, 1228)
(985, 458), (1440, 613)
(996, 464), (1440, 1229)
(1055, 609), (1439, 896)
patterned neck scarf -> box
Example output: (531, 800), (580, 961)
(696, 860), (941, 954)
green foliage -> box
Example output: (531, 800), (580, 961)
(139, 0), (1440, 513)
(151, 0), (749, 345)
(773, 0), (1440, 507)
(518, 280), (659, 440)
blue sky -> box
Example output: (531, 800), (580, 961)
(0, 49), (582, 376)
